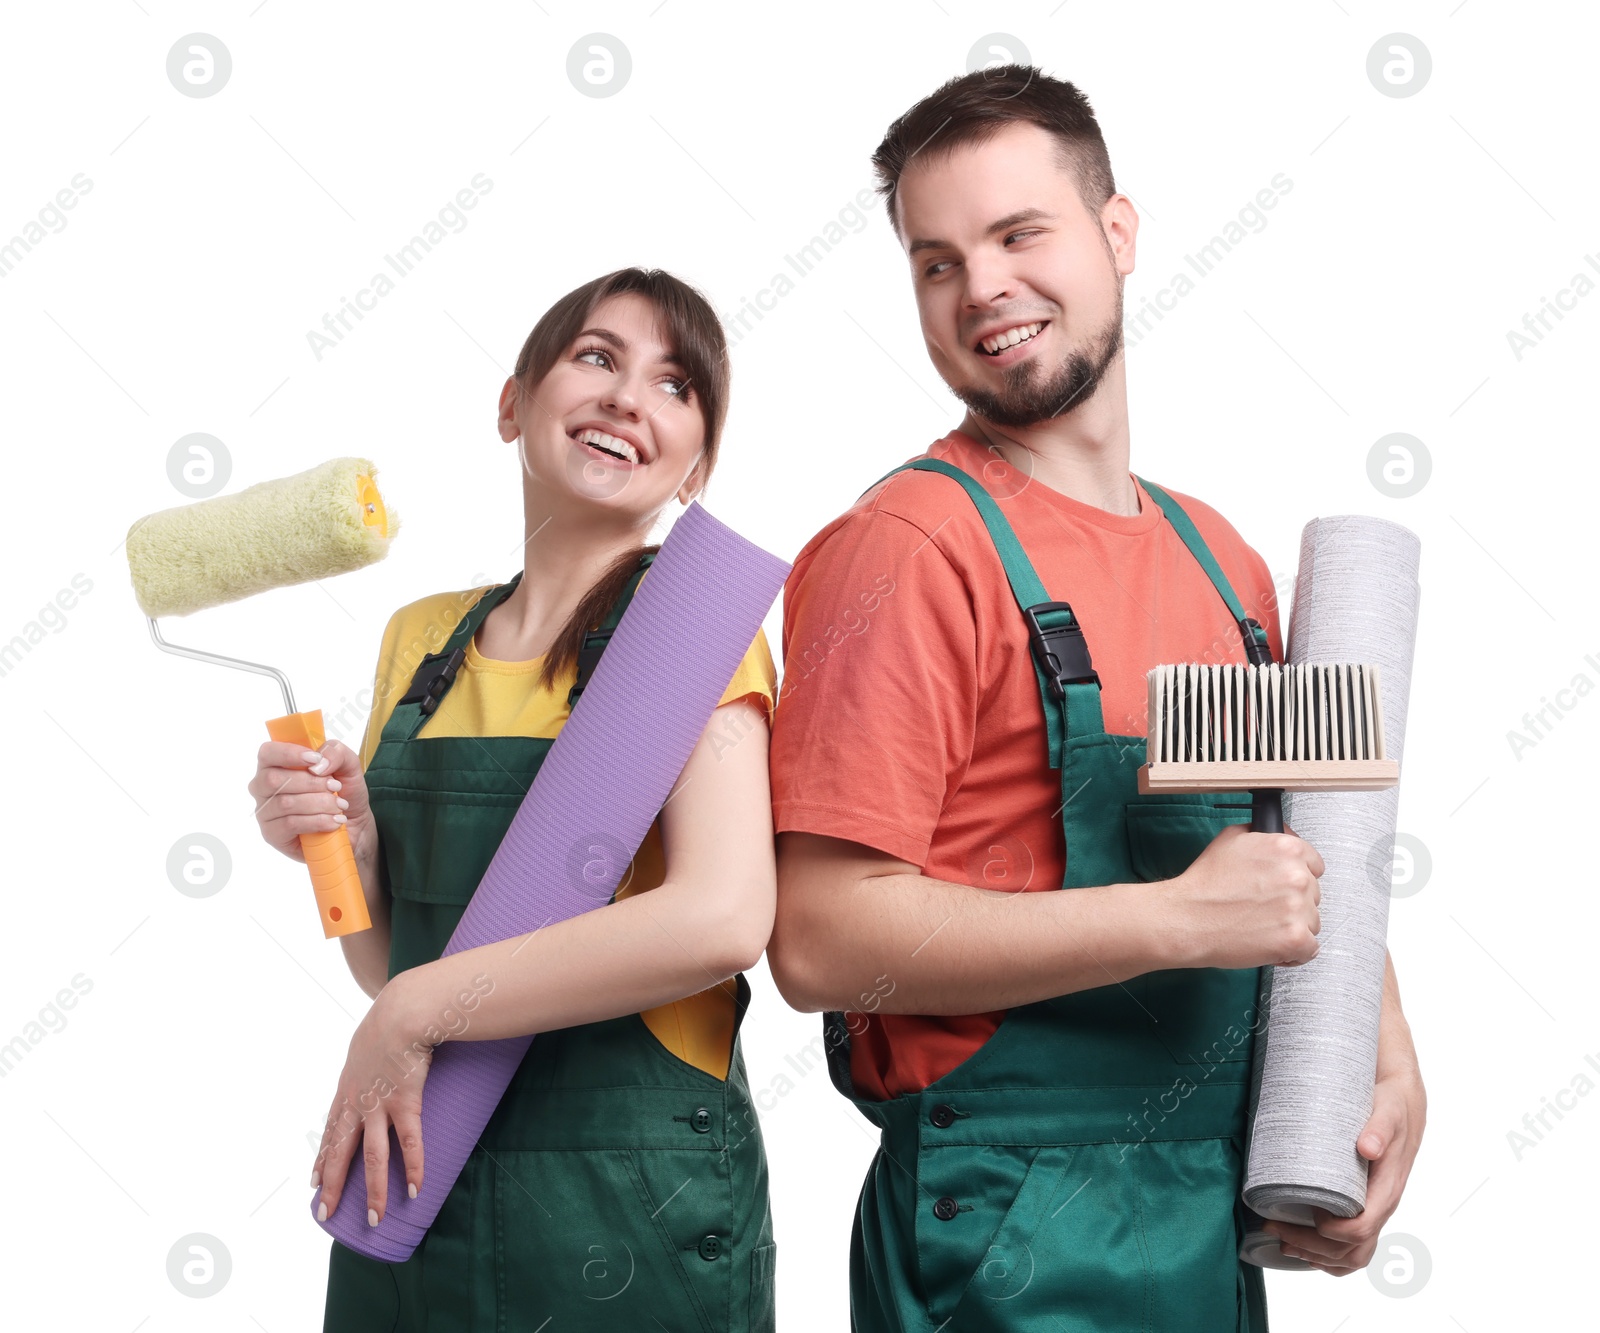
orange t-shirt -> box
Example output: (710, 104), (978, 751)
(769, 429), (1284, 1102)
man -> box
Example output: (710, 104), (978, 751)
(767, 65), (1425, 1331)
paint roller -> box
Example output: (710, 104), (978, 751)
(1139, 512), (1420, 1271)
(125, 456), (399, 939)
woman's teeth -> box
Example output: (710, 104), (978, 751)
(979, 321), (1046, 355)
(573, 428), (640, 463)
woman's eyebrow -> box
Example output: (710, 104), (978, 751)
(575, 326), (687, 371)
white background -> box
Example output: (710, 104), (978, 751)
(1, 2), (1595, 1329)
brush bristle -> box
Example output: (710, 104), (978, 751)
(1146, 662), (1387, 765)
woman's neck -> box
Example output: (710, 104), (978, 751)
(480, 504), (649, 660)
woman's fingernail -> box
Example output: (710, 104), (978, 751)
(336, 797), (349, 810)
(408, 1182), (417, 1199)
(326, 778), (341, 791)
(310, 1169), (320, 1188)
(317, 1201), (328, 1222)
(368, 1207), (379, 1227)
(335, 813), (347, 824)
(301, 751), (321, 766)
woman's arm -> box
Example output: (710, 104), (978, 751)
(384, 697), (776, 1042)
(338, 834), (393, 1000)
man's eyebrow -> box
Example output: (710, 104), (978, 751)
(574, 326), (687, 372)
(907, 208), (1058, 258)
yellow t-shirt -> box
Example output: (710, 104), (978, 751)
(358, 579), (778, 1081)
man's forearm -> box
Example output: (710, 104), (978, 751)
(1375, 949), (1420, 1079)
(773, 847), (1183, 1014)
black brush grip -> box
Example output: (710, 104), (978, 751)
(1251, 788), (1284, 834)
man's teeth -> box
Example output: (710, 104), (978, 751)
(573, 429), (640, 463)
(979, 321), (1045, 355)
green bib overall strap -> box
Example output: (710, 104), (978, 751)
(1136, 476), (1272, 664)
(861, 458), (1101, 770)
(568, 550), (656, 708)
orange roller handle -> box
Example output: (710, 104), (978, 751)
(264, 708), (373, 939)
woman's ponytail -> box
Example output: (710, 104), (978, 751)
(533, 542), (661, 695)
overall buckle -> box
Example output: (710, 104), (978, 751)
(398, 646), (467, 716)
(1239, 616), (1272, 665)
(1023, 601), (1099, 698)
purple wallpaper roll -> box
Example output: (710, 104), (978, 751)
(312, 501), (791, 1261)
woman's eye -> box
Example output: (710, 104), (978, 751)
(576, 345), (612, 368)
(663, 377), (692, 399)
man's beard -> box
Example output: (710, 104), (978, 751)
(953, 285), (1125, 429)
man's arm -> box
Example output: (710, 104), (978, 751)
(768, 828), (1323, 1014)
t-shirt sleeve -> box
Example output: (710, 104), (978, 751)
(357, 608), (405, 773)
(717, 626), (779, 726)
(770, 509), (979, 868)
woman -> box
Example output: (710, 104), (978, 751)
(249, 268), (779, 1331)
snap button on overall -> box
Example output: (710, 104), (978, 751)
(932, 1196), (960, 1221)
(929, 1103), (957, 1128)
(697, 1234), (723, 1261)
(691, 1107), (713, 1133)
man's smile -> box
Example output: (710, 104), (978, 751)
(972, 318), (1050, 365)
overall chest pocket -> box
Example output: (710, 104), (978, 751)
(367, 736), (547, 977)
(367, 734), (548, 906)
(1124, 796), (1259, 1066)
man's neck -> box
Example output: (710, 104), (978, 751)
(957, 413), (1139, 516)
(955, 365), (1138, 516)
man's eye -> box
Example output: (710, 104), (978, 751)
(924, 260), (952, 278)
(1005, 230), (1041, 245)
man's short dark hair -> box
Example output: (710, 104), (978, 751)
(871, 64), (1118, 239)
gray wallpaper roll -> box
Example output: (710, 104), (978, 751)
(1243, 515), (1421, 1226)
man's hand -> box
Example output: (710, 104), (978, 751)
(1158, 823), (1325, 971)
(1266, 951), (1425, 1274)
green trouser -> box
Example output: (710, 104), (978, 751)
(322, 562), (777, 1332)
(830, 460), (1271, 1331)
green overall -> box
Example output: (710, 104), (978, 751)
(323, 559), (777, 1332)
(829, 460), (1272, 1332)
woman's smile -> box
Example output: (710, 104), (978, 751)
(570, 424), (645, 468)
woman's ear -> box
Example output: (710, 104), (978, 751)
(676, 453), (705, 506)
(497, 376), (521, 444)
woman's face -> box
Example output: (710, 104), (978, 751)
(501, 290), (707, 519)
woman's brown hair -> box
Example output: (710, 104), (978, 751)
(509, 267), (730, 694)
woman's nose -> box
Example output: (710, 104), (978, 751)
(601, 379), (643, 417)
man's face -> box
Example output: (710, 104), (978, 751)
(896, 121), (1134, 428)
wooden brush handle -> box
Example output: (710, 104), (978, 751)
(264, 709), (374, 939)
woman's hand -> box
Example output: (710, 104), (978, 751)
(249, 738), (376, 868)
(311, 975), (435, 1228)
